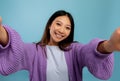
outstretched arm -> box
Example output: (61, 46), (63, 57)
(83, 27), (120, 80)
(97, 27), (120, 53)
(0, 17), (9, 46)
(0, 17), (35, 75)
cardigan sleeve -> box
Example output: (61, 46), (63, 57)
(0, 25), (35, 76)
(75, 38), (114, 80)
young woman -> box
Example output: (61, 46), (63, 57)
(0, 10), (120, 81)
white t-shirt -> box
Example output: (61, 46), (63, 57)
(46, 45), (69, 81)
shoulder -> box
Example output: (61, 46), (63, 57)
(68, 38), (103, 50)
(70, 42), (83, 47)
(23, 43), (45, 57)
(23, 43), (43, 51)
(66, 42), (84, 51)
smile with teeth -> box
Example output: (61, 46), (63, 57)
(55, 32), (64, 39)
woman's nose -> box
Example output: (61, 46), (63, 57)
(59, 27), (65, 33)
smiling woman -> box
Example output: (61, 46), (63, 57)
(1, 10), (120, 81)
(38, 10), (74, 50)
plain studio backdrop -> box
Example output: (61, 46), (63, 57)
(0, 0), (120, 81)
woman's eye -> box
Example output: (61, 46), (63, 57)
(56, 23), (61, 26)
(66, 27), (71, 30)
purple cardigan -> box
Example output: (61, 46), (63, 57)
(0, 25), (114, 81)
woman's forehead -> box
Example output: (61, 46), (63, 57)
(54, 16), (71, 25)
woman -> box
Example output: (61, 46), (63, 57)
(0, 10), (119, 81)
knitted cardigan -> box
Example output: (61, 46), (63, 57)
(0, 25), (114, 81)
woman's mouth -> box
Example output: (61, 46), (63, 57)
(55, 32), (64, 39)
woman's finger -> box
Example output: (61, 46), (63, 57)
(0, 17), (2, 26)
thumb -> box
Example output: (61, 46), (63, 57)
(0, 16), (2, 26)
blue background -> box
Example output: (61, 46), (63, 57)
(0, 0), (120, 81)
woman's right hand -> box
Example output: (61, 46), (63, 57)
(0, 17), (9, 46)
(0, 16), (2, 42)
(0, 16), (2, 28)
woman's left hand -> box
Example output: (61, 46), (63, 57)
(106, 27), (120, 52)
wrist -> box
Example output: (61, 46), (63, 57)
(102, 40), (114, 53)
(0, 26), (9, 46)
(97, 40), (113, 54)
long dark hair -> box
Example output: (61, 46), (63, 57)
(36, 10), (75, 50)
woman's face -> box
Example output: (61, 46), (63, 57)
(49, 16), (71, 45)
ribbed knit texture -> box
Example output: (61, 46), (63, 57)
(0, 25), (114, 81)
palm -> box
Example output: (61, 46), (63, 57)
(109, 27), (120, 51)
